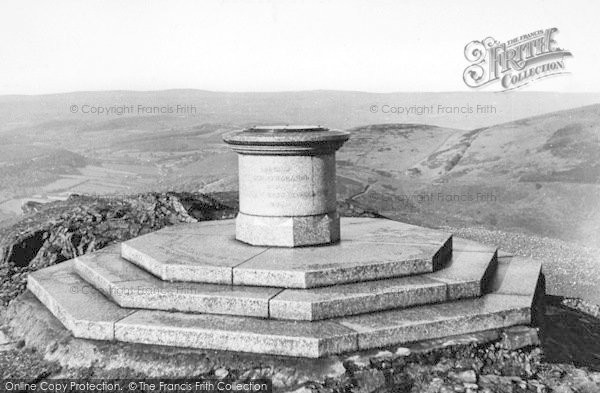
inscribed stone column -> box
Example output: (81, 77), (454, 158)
(223, 126), (350, 247)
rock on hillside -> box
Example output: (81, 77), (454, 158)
(0, 192), (238, 306)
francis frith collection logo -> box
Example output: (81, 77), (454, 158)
(463, 28), (572, 90)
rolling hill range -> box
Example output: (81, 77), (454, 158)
(2, 90), (600, 132)
(0, 91), (598, 246)
(338, 105), (600, 245)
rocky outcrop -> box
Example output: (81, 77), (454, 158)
(0, 192), (239, 306)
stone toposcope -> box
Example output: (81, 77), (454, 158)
(223, 125), (350, 247)
(20, 122), (544, 359)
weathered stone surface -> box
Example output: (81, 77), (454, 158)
(223, 126), (350, 153)
(452, 237), (497, 253)
(75, 251), (281, 317)
(406, 330), (501, 353)
(427, 250), (497, 299)
(233, 238), (447, 288)
(500, 326), (540, 350)
(5, 291), (351, 387)
(341, 218), (453, 271)
(270, 275), (446, 320)
(235, 212), (340, 247)
(120, 221), (267, 284)
(27, 261), (134, 340)
(334, 247), (541, 349)
(334, 252), (541, 351)
(269, 250), (496, 320)
(337, 293), (532, 350)
(490, 257), (543, 300)
(120, 218), (451, 288)
(237, 154), (337, 217)
(115, 310), (358, 358)
(342, 218), (452, 245)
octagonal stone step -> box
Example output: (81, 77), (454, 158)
(74, 242), (496, 320)
(25, 260), (134, 340)
(74, 245), (281, 318)
(120, 218), (452, 289)
(27, 254), (541, 358)
(268, 248), (497, 320)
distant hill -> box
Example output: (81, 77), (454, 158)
(1, 90), (600, 132)
(339, 105), (600, 245)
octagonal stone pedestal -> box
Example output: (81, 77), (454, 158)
(223, 126), (349, 247)
(118, 218), (452, 289)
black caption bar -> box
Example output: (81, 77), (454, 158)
(1, 379), (272, 393)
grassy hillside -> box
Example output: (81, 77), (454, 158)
(341, 105), (600, 245)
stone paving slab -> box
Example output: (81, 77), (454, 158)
(427, 250), (498, 299)
(269, 250), (496, 320)
(27, 261), (134, 340)
(121, 228), (268, 284)
(490, 256), (543, 300)
(336, 293), (532, 350)
(120, 218), (452, 288)
(233, 238), (451, 288)
(115, 310), (358, 358)
(342, 218), (452, 246)
(270, 275), (446, 320)
(75, 252), (282, 317)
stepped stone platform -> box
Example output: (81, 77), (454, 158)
(73, 219), (494, 320)
(27, 217), (543, 358)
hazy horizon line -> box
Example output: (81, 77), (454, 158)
(3, 88), (600, 98)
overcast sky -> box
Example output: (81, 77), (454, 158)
(1, 0), (598, 95)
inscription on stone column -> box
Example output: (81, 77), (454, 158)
(239, 155), (332, 216)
